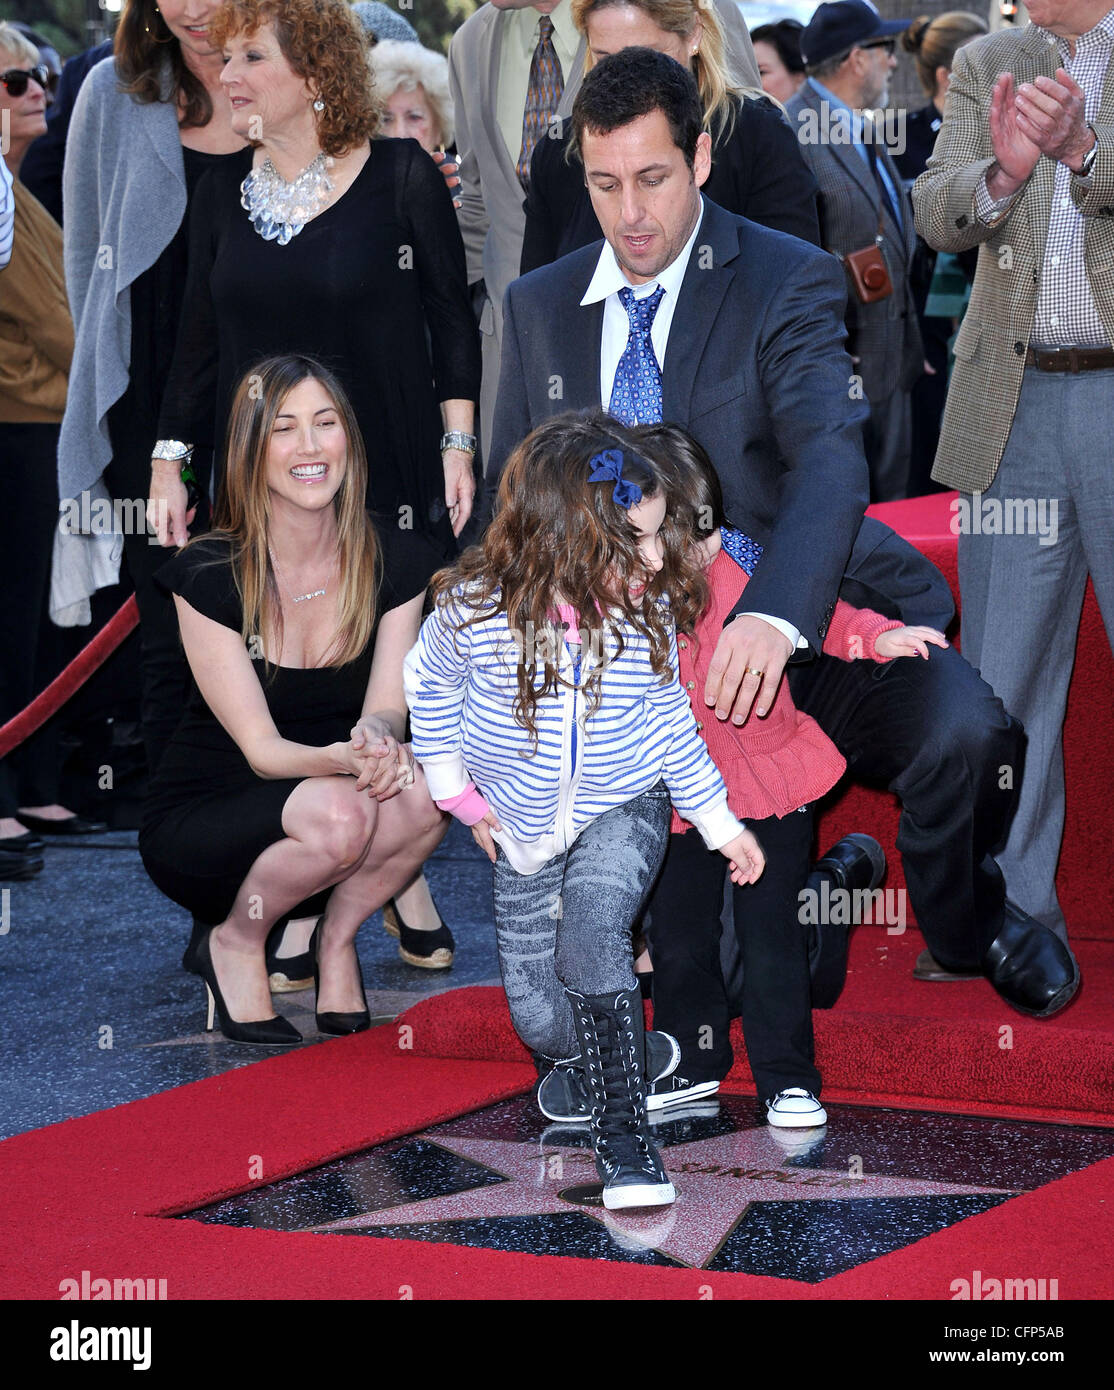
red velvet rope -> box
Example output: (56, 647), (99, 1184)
(0, 597), (139, 760)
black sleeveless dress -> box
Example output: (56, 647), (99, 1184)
(139, 526), (441, 924)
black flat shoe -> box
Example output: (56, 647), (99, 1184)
(312, 926), (371, 1036)
(981, 903), (1081, 1019)
(17, 812), (108, 836)
(382, 898), (454, 969)
(0, 830), (45, 853)
(0, 847), (43, 881)
(195, 928), (302, 1046)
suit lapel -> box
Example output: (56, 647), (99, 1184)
(662, 201), (740, 421)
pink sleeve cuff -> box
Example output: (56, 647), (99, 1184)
(435, 783), (491, 826)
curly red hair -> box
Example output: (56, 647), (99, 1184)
(210, 0), (378, 157)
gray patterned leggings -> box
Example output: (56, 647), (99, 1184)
(492, 784), (671, 1062)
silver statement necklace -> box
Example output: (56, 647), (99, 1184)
(269, 547), (334, 604)
(241, 153), (335, 245)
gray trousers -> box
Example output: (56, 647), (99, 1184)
(864, 386), (913, 503)
(957, 365), (1114, 941)
(492, 786), (671, 1062)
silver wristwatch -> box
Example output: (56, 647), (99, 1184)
(440, 430), (477, 456)
(1076, 128), (1098, 179)
(152, 439), (194, 463)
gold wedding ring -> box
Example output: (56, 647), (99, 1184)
(745, 666), (765, 678)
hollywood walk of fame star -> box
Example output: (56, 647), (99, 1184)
(300, 1123), (1017, 1271)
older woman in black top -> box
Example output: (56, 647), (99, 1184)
(153, 0), (480, 556)
(520, 0), (820, 275)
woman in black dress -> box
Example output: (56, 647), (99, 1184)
(520, 0), (821, 275)
(141, 356), (448, 1045)
(154, 0), (480, 555)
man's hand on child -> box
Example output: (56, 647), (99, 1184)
(720, 826), (766, 885)
(874, 626), (949, 661)
(471, 807), (503, 863)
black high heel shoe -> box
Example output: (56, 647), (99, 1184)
(382, 898), (455, 970)
(195, 928), (302, 1046)
(312, 926), (371, 1036)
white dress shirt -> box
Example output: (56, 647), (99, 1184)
(580, 197), (806, 653)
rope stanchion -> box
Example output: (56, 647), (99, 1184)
(0, 597), (139, 760)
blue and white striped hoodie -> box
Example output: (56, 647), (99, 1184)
(403, 588), (745, 874)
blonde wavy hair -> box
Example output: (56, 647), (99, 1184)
(370, 39), (454, 148)
(205, 355), (381, 671)
(572, 0), (762, 140)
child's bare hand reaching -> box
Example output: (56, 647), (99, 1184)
(719, 826), (765, 885)
(874, 625), (949, 660)
(471, 808), (503, 864)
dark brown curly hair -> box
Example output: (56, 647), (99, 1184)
(115, 0), (213, 129)
(432, 412), (708, 744)
(210, 0), (378, 156)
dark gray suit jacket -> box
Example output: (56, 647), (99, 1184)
(786, 82), (923, 403)
(489, 197), (953, 651)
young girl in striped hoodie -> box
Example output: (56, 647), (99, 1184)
(404, 412), (764, 1210)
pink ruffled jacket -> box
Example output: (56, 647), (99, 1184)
(672, 548), (902, 832)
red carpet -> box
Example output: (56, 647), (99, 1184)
(3, 944), (1112, 1300)
(845, 493), (1114, 942)
(404, 931), (1114, 1129)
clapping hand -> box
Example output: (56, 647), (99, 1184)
(988, 72), (1043, 194)
(350, 717), (414, 800)
(1014, 69), (1094, 172)
(873, 625), (949, 660)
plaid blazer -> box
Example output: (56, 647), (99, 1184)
(786, 81), (922, 402)
(913, 24), (1114, 493)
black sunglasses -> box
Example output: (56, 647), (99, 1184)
(860, 39), (897, 56)
(1, 65), (50, 97)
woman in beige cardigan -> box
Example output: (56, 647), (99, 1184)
(0, 23), (101, 880)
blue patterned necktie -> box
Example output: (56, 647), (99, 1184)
(609, 284), (665, 426)
(720, 526), (764, 576)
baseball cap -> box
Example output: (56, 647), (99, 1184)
(801, 1), (910, 68)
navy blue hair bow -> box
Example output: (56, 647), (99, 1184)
(588, 449), (643, 510)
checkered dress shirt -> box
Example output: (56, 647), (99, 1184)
(976, 12), (1114, 346)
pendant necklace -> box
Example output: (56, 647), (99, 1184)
(269, 547), (335, 604)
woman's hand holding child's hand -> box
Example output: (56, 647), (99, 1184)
(873, 626), (949, 661)
(471, 807), (503, 864)
(720, 826), (765, 886)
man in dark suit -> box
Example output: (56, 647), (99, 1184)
(786, 1), (923, 502)
(489, 48), (1079, 1051)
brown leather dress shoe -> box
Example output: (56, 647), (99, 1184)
(912, 949), (981, 982)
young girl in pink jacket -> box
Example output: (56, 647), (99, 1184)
(638, 424), (947, 1129)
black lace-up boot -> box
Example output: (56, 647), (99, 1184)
(565, 987), (676, 1210)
